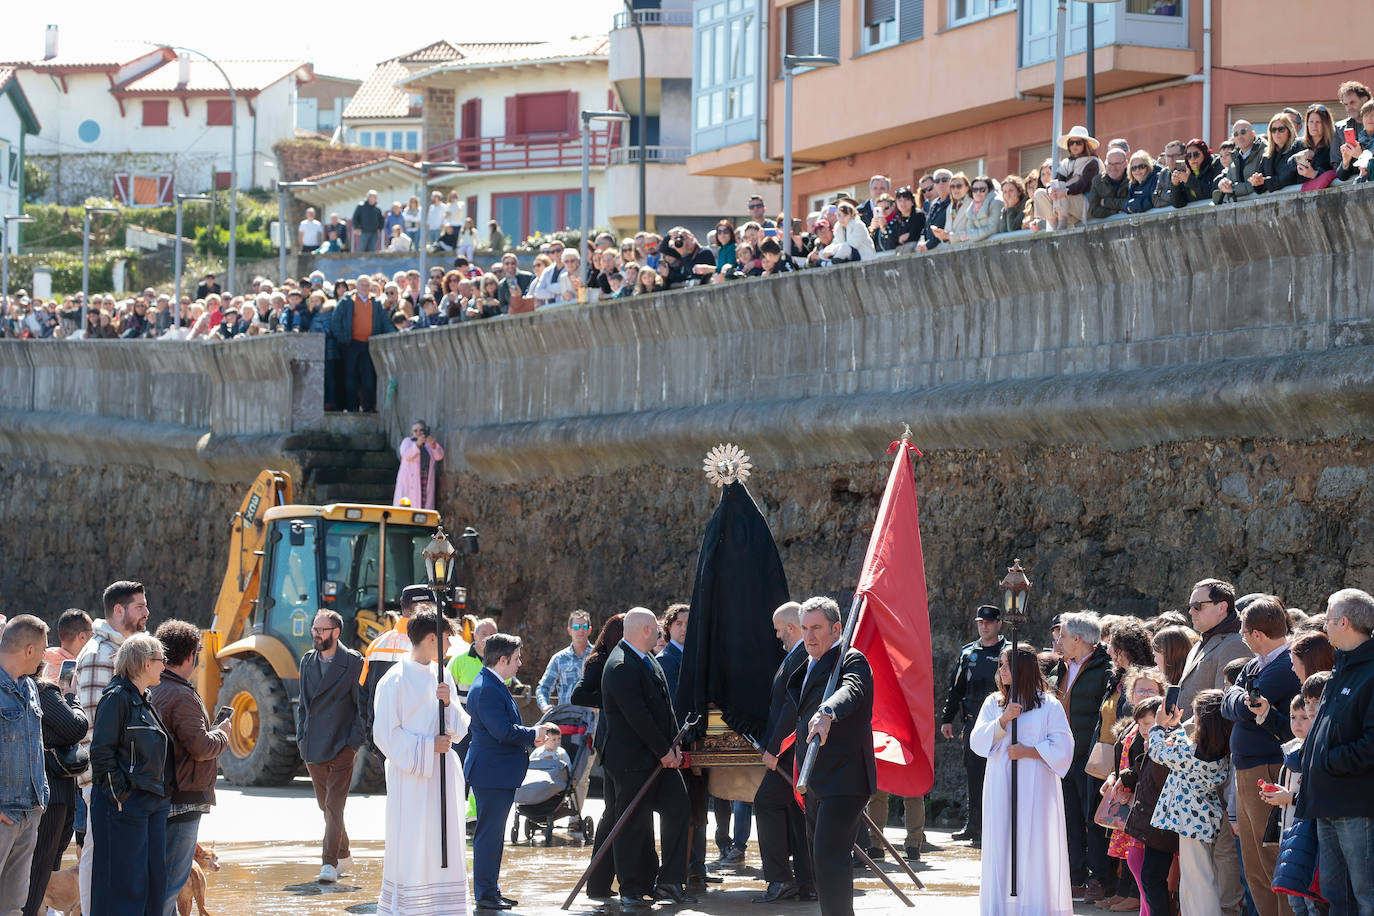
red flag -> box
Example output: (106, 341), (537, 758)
(851, 441), (935, 797)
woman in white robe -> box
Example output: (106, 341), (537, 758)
(970, 642), (1076, 916)
(373, 613), (472, 916)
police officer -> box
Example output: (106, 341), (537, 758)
(938, 604), (1006, 847)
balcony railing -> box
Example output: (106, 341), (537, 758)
(613, 9), (693, 28)
(609, 145), (690, 165)
(424, 132), (612, 171)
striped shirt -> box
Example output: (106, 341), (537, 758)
(73, 619), (127, 787)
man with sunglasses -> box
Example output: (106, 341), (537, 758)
(1215, 120), (1267, 204)
(297, 608), (366, 884)
(919, 169), (954, 251)
(535, 610), (594, 714)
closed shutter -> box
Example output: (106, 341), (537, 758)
(817, 0), (841, 59)
(565, 91), (579, 136)
(206, 99), (234, 126)
(1228, 101), (1340, 137)
(867, 0), (896, 26)
(898, 0), (924, 41)
(504, 96), (519, 141)
(142, 100), (169, 127)
(112, 172), (131, 205)
(466, 195), (478, 225)
(786, 1), (815, 56)
(157, 173), (175, 205)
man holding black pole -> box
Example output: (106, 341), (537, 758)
(600, 607), (694, 910)
(939, 604), (1006, 848)
(790, 596), (876, 916)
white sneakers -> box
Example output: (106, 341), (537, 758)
(337, 857), (353, 877)
(318, 864), (338, 883)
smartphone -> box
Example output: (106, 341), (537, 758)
(1175, 159), (1187, 170)
(1345, 127), (1358, 147)
(59, 658), (77, 687)
(1246, 686), (1264, 706)
(213, 705), (234, 726)
(1164, 685), (1181, 716)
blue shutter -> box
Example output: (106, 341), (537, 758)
(817, 0), (841, 58)
(786, 0), (816, 56)
(898, 0), (924, 41)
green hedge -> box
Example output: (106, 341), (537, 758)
(3, 250), (139, 297)
(18, 193), (276, 257)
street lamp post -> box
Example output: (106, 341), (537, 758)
(998, 558), (1032, 898)
(415, 162), (467, 284)
(82, 205), (119, 332)
(2, 214), (36, 312)
(782, 56), (839, 259)
(276, 181), (318, 286)
(163, 46), (239, 295)
(620, 0), (648, 231)
(580, 110), (631, 269)
(174, 194), (213, 330)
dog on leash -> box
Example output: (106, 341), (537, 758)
(41, 842), (219, 916)
(177, 842), (220, 916)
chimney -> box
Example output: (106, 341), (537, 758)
(43, 24), (58, 61)
(178, 54), (191, 88)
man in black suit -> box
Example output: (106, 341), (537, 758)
(789, 596), (875, 916)
(751, 601), (814, 904)
(600, 607), (695, 910)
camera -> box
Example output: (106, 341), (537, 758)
(671, 236), (687, 250)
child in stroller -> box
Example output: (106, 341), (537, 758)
(511, 705), (598, 845)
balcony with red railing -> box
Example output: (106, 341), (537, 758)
(425, 132), (614, 172)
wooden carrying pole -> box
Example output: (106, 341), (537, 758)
(795, 592), (866, 794)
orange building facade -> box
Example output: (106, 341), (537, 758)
(685, 0), (1374, 213)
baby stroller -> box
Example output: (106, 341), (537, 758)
(510, 704), (598, 846)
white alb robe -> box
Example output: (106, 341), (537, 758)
(969, 690), (1075, 916)
(373, 657), (472, 916)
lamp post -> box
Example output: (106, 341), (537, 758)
(782, 55), (839, 259)
(998, 557), (1032, 898)
(173, 194), (212, 332)
(162, 45), (239, 295)
(415, 161), (467, 285)
(1051, 1), (1117, 161)
(82, 205), (119, 332)
(2, 215), (35, 313)
(620, 0), (648, 231)
(580, 110), (631, 266)
(422, 526), (458, 869)
(275, 181), (318, 286)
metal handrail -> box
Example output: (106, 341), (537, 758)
(608, 146), (690, 165)
(424, 132), (613, 171)
(612, 9), (693, 29)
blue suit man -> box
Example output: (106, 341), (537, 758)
(463, 634), (545, 910)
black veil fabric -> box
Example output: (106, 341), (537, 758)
(674, 481), (789, 742)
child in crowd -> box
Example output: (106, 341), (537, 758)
(1149, 688), (1233, 916)
(1263, 683), (1327, 914)
(1103, 669), (1166, 914)
(529, 723), (570, 772)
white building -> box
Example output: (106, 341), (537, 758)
(4, 29), (311, 205)
(0, 66), (42, 252)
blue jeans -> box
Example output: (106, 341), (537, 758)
(90, 788), (168, 916)
(162, 813), (201, 916)
(1317, 816), (1374, 916)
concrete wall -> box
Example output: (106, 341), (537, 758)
(371, 184), (1374, 482)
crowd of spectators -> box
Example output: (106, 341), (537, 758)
(957, 580), (1374, 916)
(2, 83), (1369, 342)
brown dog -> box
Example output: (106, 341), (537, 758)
(177, 842), (220, 916)
(41, 864), (81, 915)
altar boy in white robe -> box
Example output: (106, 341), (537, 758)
(374, 608), (472, 916)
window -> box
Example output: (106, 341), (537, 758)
(506, 91), (576, 139)
(1019, 142), (1053, 175)
(141, 100), (169, 127)
(863, 0), (924, 49)
(784, 0), (841, 58)
(949, 0), (1013, 27)
(112, 172), (174, 207)
(808, 186), (857, 213)
(7, 145), (18, 188)
(214, 171), (232, 191)
(406, 131), (418, 151)
(492, 189), (587, 244)
(1229, 102), (1341, 138)
(358, 130), (372, 147)
(1125, 0), (1180, 15)
(206, 99), (234, 126)
(694, 0), (758, 132)
(391, 131), (404, 150)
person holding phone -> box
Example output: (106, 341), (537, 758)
(148, 620), (229, 916)
(394, 420), (444, 510)
(44, 609), (93, 678)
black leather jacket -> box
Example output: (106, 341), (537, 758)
(90, 675), (173, 807)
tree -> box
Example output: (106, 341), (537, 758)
(23, 161), (50, 204)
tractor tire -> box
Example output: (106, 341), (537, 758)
(218, 658), (301, 786)
(350, 737), (388, 794)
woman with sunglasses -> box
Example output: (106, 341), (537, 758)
(1032, 127), (1101, 231)
(1123, 151), (1161, 213)
(712, 221), (738, 272)
(1293, 104), (1339, 191)
(1168, 138), (1222, 208)
(946, 176), (1003, 244)
(1256, 113), (1303, 193)
(929, 173), (973, 244)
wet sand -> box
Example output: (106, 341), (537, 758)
(178, 779), (1102, 914)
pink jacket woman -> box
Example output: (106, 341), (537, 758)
(393, 421), (444, 509)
